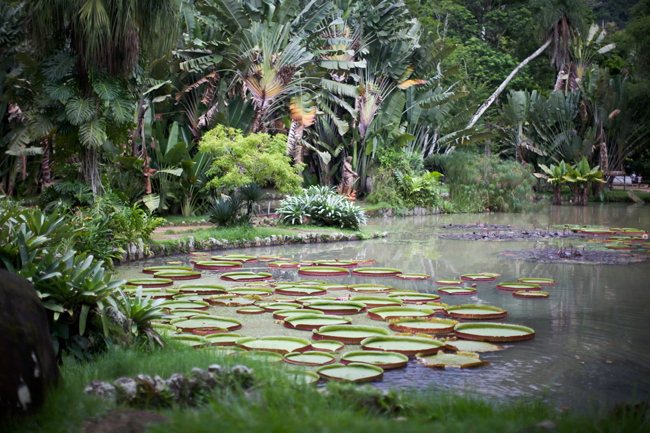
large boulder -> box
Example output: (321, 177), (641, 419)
(0, 270), (59, 418)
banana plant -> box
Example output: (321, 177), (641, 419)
(563, 157), (605, 206)
(534, 161), (568, 205)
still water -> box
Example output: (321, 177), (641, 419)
(116, 204), (650, 410)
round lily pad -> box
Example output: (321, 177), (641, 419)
(435, 279), (462, 285)
(169, 334), (209, 348)
(194, 261), (243, 271)
(497, 282), (542, 291)
(163, 300), (210, 311)
(126, 278), (173, 288)
(349, 296), (403, 308)
(227, 287), (274, 296)
(444, 304), (507, 320)
(177, 284), (226, 295)
(313, 325), (390, 344)
(454, 322), (535, 342)
(480, 272), (502, 277)
(341, 351), (408, 370)
(244, 282), (273, 287)
(205, 333), (244, 346)
(271, 281), (325, 288)
(606, 244), (634, 250)
(170, 316), (242, 334)
(314, 260), (358, 268)
(221, 254), (258, 262)
(284, 351), (336, 366)
(396, 273), (431, 280)
(443, 339), (501, 352)
(236, 307), (266, 314)
(460, 274), (496, 282)
(438, 287), (477, 296)
(305, 301), (366, 315)
(236, 336), (311, 354)
(517, 278), (555, 286)
(296, 296), (337, 304)
(348, 284), (393, 292)
(273, 309), (323, 320)
(143, 266), (192, 274)
(367, 306), (436, 321)
(299, 260), (316, 266)
(151, 323), (177, 335)
(260, 302), (301, 312)
(388, 293), (441, 303)
(258, 255), (283, 261)
(208, 295), (257, 307)
(284, 314), (351, 331)
(417, 351), (488, 368)
(268, 261), (300, 268)
(314, 283), (349, 290)
(221, 272), (272, 282)
(167, 309), (210, 319)
(298, 266), (350, 276)
(352, 267), (402, 277)
(287, 371), (320, 385)
(243, 351), (284, 363)
(361, 335), (445, 356)
(388, 317), (458, 334)
(579, 229), (617, 235)
(316, 363), (384, 383)
(123, 287), (179, 299)
(172, 294), (205, 301)
(310, 340), (345, 352)
(275, 286), (328, 296)
(153, 270), (201, 281)
(513, 290), (549, 299)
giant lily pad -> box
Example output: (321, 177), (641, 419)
(284, 314), (351, 331)
(273, 309), (324, 320)
(460, 274), (496, 282)
(237, 307), (266, 314)
(606, 244), (634, 250)
(153, 270), (201, 281)
(123, 287), (179, 299)
(259, 302), (301, 312)
(316, 363), (384, 383)
(311, 340), (344, 352)
(579, 228), (617, 235)
(296, 296), (337, 304)
(170, 316), (242, 334)
(435, 279), (462, 285)
(205, 333), (244, 346)
(517, 278), (555, 286)
(313, 325), (390, 344)
(513, 290), (549, 299)
(437, 287), (476, 296)
(208, 295), (257, 307)
(341, 351), (408, 370)
(163, 300), (210, 311)
(496, 282), (542, 291)
(172, 294), (205, 302)
(194, 261), (243, 271)
(221, 254), (258, 262)
(272, 280), (325, 288)
(236, 336), (311, 354)
(348, 284), (393, 293)
(367, 306), (436, 321)
(258, 255), (283, 261)
(126, 278), (173, 288)
(454, 322), (535, 342)
(388, 293), (440, 303)
(168, 309), (210, 319)
(350, 296), (402, 308)
(361, 335), (445, 356)
(268, 261), (300, 268)
(444, 304), (507, 320)
(417, 351), (488, 368)
(388, 317), (458, 334)
(442, 339), (501, 352)
(275, 286), (328, 296)
(143, 266), (192, 274)
(242, 351), (284, 363)
(314, 260), (358, 268)
(298, 266), (350, 276)
(177, 284), (226, 295)
(227, 287), (274, 296)
(169, 334), (209, 348)
(221, 272), (272, 282)
(314, 283), (349, 290)
(352, 267), (402, 277)
(284, 351), (336, 366)
(287, 371), (320, 385)
(396, 273), (431, 280)
(305, 301), (366, 315)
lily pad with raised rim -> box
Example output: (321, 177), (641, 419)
(388, 317), (458, 334)
(513, 290), (549, 299)
(172, 294), (205, 301)
(480, 272), (502, 277)
(311, 340), (344, 352)
(388, 293), (441, 303)
(236, 336), (311, 354)
(348, 284), (393, 292)
(438, 287), (477, 296)
(313, 283), (349, 290)
(177, 284), (226, 295)
(194, 261), (243, 271)
(258, 255), (284, 261)
(284, 351), (336, 366)
(275, 286), (328, 296)
(287, 371), (320, 385)
(435, 279), (462, 285)
(352, 267), (402, 277)
(284, 314), (351, 331)
(273, 309), (324, 320)
(396, 273), (431, 280)
(151, 323), (177, 335)
(170, 316), (242, 334)
(367, 306), (436, 321)
(341, 351), (408, 370)
(444, 304), (507, 320)
(517, 278), (555, 286)
(207, 295), (257, 307)
(242, 351), (284, 363)
(205, 333), (244, 346)
(313, 260), (358, 268)
(123, 287), (179, 298)
(167, 309), (209, 319)
(460, 274), (496, 282)
(579, 229), (617, 235)
(497, 282), (542, 291)
(361, 335), (445, 356)
(442, 339), (501, 352)
(221, 272), (272, 282)
(298, 266), (350, 276)
(271, 280), (325, 288)
(143, 266), (192, 274)
(169, 334), (209, 348)
(153, 270), (201, 280)
(163, 300), (210, 311)
(259, 302), (301, 312)
(350, 296), (402, 308)
(304, 300), (366, 315)
(236, 307), (266, 314)
(227, 287), (274, 296)
(268, 261), (300, 268)
(126, 278), (173, 288)
(296, 296), (337, 304)
(454, 322), (535, 342)
(417, 351), (488, 368)
(313, 325), (390, 344)
(316, 363), (384, 383)
(221, 254), (258, 262)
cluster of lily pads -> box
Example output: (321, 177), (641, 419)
(118, 253), (561, 384)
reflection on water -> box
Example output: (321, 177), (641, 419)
(117, 204), (650, 410)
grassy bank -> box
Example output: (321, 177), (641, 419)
(4, 342), (647, 433)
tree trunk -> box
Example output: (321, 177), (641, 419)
(467, 38), (552, 129)
(553, 185), (562, 205)
(286, 120), (299, 158)
(41, 139), (52, 186)
(83, 147), (101, 198)
(251, 108), (264, 133)
(582, 186), (589, 206)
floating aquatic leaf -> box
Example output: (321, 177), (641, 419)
(316, 363), (384, 383)
(388, 317), (458, 334)
(298, 266), (350, 276)
(352, 267), (402, 277)
(284, 314), (351, 330)
(236, 336), (311, 354)
(396, 273), (431, 280)
(388, 293), (440, 303)
(437, 287), (476, 296)
(170, 316), (242, 334)
(361, 335), (445, 356)
(310, 340), (344, 352)
(513, 290), (549, 299)
(367, 306), (436, 321)
(236, 307), (266, 314)
(273, 309), (324, 320)
(126, 278), (173, 288)
(417, 351), (488, 368)
(517, 278), (555, 286)
(442, 338), (501, 352)
(435, 279), (462, 285)
(350, 296), (403, 308)
(313, 325), (390, 344)
(341, 351), (408, 370)
(496, 282), (542, 291)
(460, 274), (496, 282)
(454, 322), (535, 342)
(284, 351), (336, 366)
(348, 284), (393, 292)
(220, 272), (272, 282)
(177, 284), (226, 295)
(205, 333), (244, 346)
(444, 304), (507, 320)
(305, 300), (366, 315)
(143, 266), (192, 274)
(194, 260), (243, 270)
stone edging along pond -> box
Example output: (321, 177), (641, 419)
(118, 230), (390, 264)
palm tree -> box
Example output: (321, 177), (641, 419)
(467, 0), (586, 128)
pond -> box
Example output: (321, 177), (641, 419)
(116, 203), (650, 411)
